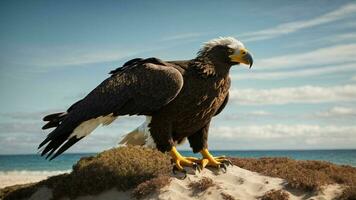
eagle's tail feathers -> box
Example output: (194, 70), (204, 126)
(40, 114), (117, 160)
(49, 137), (83, 160)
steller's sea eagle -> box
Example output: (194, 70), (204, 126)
(39, 37), (253, 174)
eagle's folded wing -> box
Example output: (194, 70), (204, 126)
(39, 58), (183, 160)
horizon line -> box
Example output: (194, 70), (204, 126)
(1, 148), (356, 156)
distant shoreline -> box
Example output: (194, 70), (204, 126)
(1, 149), (356, 155)
(1, 150), (356, 172)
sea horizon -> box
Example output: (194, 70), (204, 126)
(1, 148), (356, 156)
(1, 149), (355, 173)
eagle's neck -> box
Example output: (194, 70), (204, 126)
(191, 55), (231, 78)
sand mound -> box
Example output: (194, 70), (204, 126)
(1, 147), (353, 200)
(156, 165), (343, 200)
(4, 166), (344, 200)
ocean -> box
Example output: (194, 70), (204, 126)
(0, 150), (355, 173)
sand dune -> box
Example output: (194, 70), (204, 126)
(22, 166), (343, 200)
(154, 166), (343, 200)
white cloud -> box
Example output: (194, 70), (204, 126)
(1, 110), (59, 121)
(230, 84), (356, 105)
(9, 42), (174, 68)
(351, 75), (356, 81)
(207, 124), (356, 149)
(221, 110), (271, 121)
(328, 33), (356, 43)
(248, 110), (271, 116)
(233, 63), (356, 80)
(231, 42), (356, 80)
(241, 3), (356, 41)
(0, 122), (42, 134)
(160, 32), (206, 42)
(256, 44), (356, 70)
(26, 47), (137, 67)
(211, 124), (356, 140)
(316, 106), (356, 118)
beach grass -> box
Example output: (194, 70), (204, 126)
(230, 157), (356, 199)
(188, 177), (216, 195)
(1, 146), (171, 200)
(259, 189), (289, 200)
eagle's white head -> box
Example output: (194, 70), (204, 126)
(201, 37), (245, 52)
(198, 37), (253, 68)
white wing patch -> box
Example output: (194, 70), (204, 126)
(69, 113), (117, 139)
(118, 116), (157, 149)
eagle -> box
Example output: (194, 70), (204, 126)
(39, 37), (253, 174)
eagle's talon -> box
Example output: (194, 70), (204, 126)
(192, 163), (202, 173)
(215, 156), (232, 166)
(172, 165), (187, 179)
(170, 146), (198, 176)
(221, 159), (232, 166)
(219, 163), (227, 173)
(172, 165), (178, 174)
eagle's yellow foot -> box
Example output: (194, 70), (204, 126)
(170, 147), (200, 178)
(195, 149), (232, 172)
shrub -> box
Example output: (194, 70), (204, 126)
(188, 177), (215, 195)
(132, 175), (171, 199)
(259, 189), (289, 200)
(3, 146), (171, 200)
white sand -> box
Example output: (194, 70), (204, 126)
(9, 166), (343, 200)
(0, 170), (69, 189)
(154, 166), (343, 200)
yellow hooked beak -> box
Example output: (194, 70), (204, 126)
(229, 48), (254, 68)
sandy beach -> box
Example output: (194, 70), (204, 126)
(0, 171), (69, 189)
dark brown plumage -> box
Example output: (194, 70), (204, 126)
(39, 37), (253, 162)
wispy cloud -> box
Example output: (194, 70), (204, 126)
(315, 106), (356, 118)
(0, 122), (42, 134)
(160, 32), (207, 42)
(1, 110), (59, 121)
(209, 124), (356, 149)
(221, 110), (271, 120)
(232, 43), (356, 80)
(327, 33), (356, 43)
(230, 84), (356, 105)
(256, 43), (356, 70)
(233, 63), (356, 80)
(19, 47), (138, 68)
(211, 124), (356, 140)
(240, 3), (356, 41)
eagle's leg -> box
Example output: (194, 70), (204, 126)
(196, 148), (232, 171)
(170, 146), (200, 176)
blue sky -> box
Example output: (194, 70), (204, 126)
(0, 0), (356, 154)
